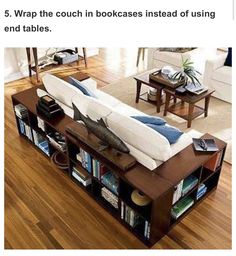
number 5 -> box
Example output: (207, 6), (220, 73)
(5, 10), (10, 17)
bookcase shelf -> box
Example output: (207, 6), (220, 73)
(12, 85), (227, 247)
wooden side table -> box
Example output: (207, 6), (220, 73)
(134, 70), (164, 113)
(26, 47), (87, 83)
(163, 88), (215, 128)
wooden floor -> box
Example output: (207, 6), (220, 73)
(4, 48), (232, 249)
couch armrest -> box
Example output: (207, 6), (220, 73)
(203, 53), (227, 85)
(147, 48), (159, 69)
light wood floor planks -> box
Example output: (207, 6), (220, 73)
(4, 48), (232, 249)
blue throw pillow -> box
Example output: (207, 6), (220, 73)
(68, 76), (97, 98)
(131, 115), (166, 125)
(146, 124), (183, 144)
(224, 48), (232, 67)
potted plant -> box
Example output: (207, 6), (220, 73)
(171, 56), (201, 86)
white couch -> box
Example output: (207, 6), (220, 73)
(37, 74), (201, 171)
(203, 52), (232, 103)
(147, 48), (218, 76)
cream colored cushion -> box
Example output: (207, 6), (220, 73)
(42, 74), (84, 108)
(106, 111), (171, 161)
(72, 94), (113, 121)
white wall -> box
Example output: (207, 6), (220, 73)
(4, 47), (99, 83)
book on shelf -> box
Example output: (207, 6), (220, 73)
(72, 168), (92, 187)
(196, 183), (207, 200)
(101, 171), (119, 195)
(73, 166), (90, 181)
(76, 152), (82, 163)
(172, 180), (184, 205)
(121, 201), (150, 239)
(101, 187), (119, 209)
(80, 149), (92, 173)
(171, 196), (194, 219)
(203, 151), (223, 172)
(182, 175), (198, 196)
(14, 104), (28, 119)
(37, 116), (45, 132)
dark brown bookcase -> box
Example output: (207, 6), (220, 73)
(11, 86), (227, 247)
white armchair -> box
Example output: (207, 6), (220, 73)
(203, 52), (232, 103)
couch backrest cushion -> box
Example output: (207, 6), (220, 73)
(42, 74), (83, 108)
(72, 93), (113, 121)
(68, 76), (97, 98)
(106, 111), (171, 161)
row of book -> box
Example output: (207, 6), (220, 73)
(14, 104), (28, 119)
(172, 175), (198, 205)
(121, 201), (150, 239)
(92, 159), (107, 180)
(171, 196), (194, 220)
(18, 118), (50, 156)
(76, 149), (119, 195)
(72, 166), (92, 187)
(196, 183), (207, 200)
(76, 149), (92, 173)
(101, 186), (119, 209)
(203, 151), (223, 172)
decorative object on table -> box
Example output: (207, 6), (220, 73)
(53, 49), (79, 65)
(72, 103), (130, 154)
(36, 95), (64, 119)
(171, 56), (201, 86)
(51, 151), (69, 170)
(149, 68), (185, 88)
(148, 88), (158, 101)
(185, 82), (208, 95)
(47, 131), (66, 152)
(131, 189), (151, 206)
(192, 138), (218, 152)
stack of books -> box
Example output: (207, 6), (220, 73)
(18, 119), (33, 141)
(182, 175), (198, 196)
(101, 171), (119, 195)
(101, 187), (118, 209)
(172, 180), (184, 204)
(36, 95), (64, 119)
(38, 140), (50, 156)
(14, 104), (28, 119)
(196, 183), (207, 200)
(171, 196), (194, 219)
(77, 149), (92, 173)
(121, 201), (150, 239)
(47, 131), (66, 152)
(72, 166), (92, 187)
(32, 129), (50, 155)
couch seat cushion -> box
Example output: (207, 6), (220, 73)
(106, 111), (171, 161)
(212, 66), (232, 85)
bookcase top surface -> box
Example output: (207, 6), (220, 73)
(155, 134), (226, 185)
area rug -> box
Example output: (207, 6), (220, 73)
(101, 76), (232, 164)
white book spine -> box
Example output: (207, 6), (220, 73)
(121, 201), (124, 219)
